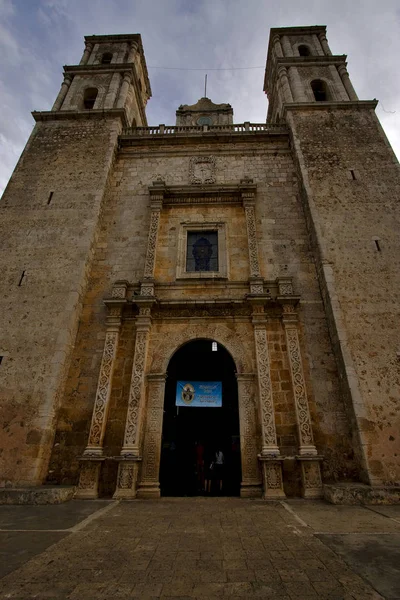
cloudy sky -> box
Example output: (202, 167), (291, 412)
(1, 0), (399, 194)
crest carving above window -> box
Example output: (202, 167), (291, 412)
(189, 156), (216, 185)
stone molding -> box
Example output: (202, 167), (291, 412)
(32, 108), (129, 127)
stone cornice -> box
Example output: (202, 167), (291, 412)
(63, 63), (136, 75)
(148, 181), (257, 206)
(32, 107), (129, 127)
(85, 33), (142, 43)
(282, 100), (378, 117)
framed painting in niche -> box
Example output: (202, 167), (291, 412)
(176, 222), (228, 279)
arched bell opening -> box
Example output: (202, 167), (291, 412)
(159, 338), (241, 497)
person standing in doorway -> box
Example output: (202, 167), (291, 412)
(214, 447), (225, 494)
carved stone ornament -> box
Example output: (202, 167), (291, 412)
(140, 284), (155, 297)
(189, 156), (216, 184)
(117, 462), (135, 489)
(237, 379), (260, 483)
(140, 380), (165, 483)
(112, 286), (126, 299)
(244, 205), (261, 278)
(254, 328), (279, 450)
(150, 323), (251, 375)
(265, 462), (283, 489)
(152, 305), (252, 319)
(279, 282), (293, 296)
(87, 331), (119, 447)
(303, 461), (322, 489)
(285, 327), (314, 449)
(123, 330), (149, 448)
(77, 461), (99, 491)
(143, 209), (161, 279)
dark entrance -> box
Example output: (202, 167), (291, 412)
(160, 339), (241, 496)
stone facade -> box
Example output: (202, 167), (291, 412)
(0, 27), (399, 499)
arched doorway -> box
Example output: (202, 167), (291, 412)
(159, 339), (241, 496)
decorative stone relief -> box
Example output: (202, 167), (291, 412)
(143, 209), (161, 279)
(285, 327), (316, 454)
(189, 156), (216, 184)
(244, 205), (261, 278)
(87, 331), (119, 448)
(150, 323), (252, 375)
(123, 330), (149, 450)
(152, 305), (252, 319)
(303, 461), (322, 489)
(139, 378), (166, 489)
(237, 378), (260, 484)
(265, 462), (283, 489)
(254, 328), (279, 452)
(75, 460), (103, 498)
(278, 281), (294, 295)
(117, 462), (135, 489)
(140, 284), (155, 296)
(111, 286), (126, 299)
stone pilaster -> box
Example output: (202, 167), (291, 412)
(137, 374), (166, 498)
(281, 302), (323, 498)
(127, 41), (138, 63)
(141, 181), (164, 297)
(288, 67), (307, 102)
(75, 281), (128, 499)
(116, 71), (132, 109)
(52, 75), (72, 111)
(337, 64), (359, 101)
(236, 374), (262, 497)
(104, 72), (122, 109)
(79, 42), (93, 65)
(278, 66), (294, 104)
(281, 35), (292, 56)
(113, 302), (153, 499)
(272, 35), (283, 57)
(241, 179), (263, 295)
(251, 302), (285, 499)
(318, 32), (332, 56)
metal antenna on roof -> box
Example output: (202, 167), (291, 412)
(204, 74), (207, 97)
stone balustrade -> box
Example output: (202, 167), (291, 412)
(121, 122), (287, 136)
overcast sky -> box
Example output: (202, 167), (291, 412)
(1, 0), (399, 194)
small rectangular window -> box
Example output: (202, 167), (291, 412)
(186, 230), (218, 272)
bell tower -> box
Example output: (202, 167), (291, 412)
(264, 26), (358, 123)
(264, 26), (400, 487)
(0, 34), (151, 487)
(49, 34), (151, 126)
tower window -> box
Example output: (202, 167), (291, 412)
(298, 45), (311, 56)
(83, 88), (98, 110)
(101, 52), (113, 64)
(311, 79), (328, 102)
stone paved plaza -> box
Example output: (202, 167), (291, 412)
(0, 498), (399, 599)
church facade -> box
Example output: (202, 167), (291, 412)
(0, 26), (399, 500)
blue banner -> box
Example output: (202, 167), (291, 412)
(176, 381), (222, 408)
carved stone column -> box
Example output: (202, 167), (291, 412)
(241, 179), (264, 295)
(236, 374), (262, 497)
(278, 66), (294, 104)
(137, 374), (166, 498)
(79, 42), (93, 65)
(140, 181), (164, 297)
(52, 75), (72, 111)
(75, 281), (128, 499)
(251, 302), (286, 499)
(281, 302), (323, 498)
(337, 64), (359, 101)
(116, 71), (132, 109)
(113, 302), (153, 499)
